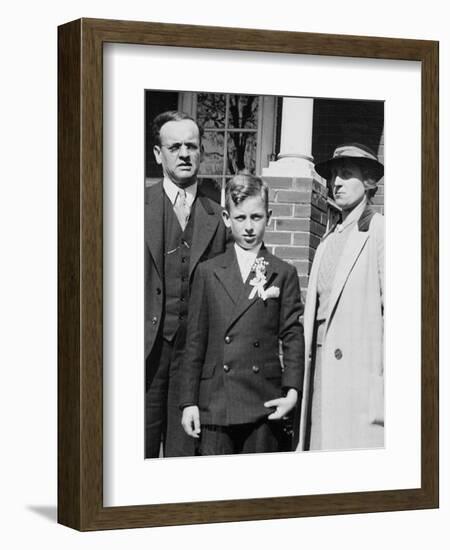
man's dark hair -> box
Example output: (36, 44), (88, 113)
(152, 110), (203, 146)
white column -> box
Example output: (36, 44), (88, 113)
(263, 97), (316, 178)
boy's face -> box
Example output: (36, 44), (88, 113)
(223, 194), (271, 250)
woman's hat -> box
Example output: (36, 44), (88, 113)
(315, 143), (384, 182)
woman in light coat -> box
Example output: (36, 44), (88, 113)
(298, 144), (384, 451)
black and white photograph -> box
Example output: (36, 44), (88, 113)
(144, 90), (385, 459)
(2, 0), (444, 543)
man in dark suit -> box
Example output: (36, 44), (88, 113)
(145, 111), (227, 458)
(180, 174), (304, 455)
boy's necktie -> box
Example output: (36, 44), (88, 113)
(173, 188), (190, 230)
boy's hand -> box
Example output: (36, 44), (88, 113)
(264, 388), (298, 420)
(181, 405), (201, 438)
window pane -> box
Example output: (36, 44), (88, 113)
(226, 132), (257, 175)
(228, 95), (259, 129)
(200, 131), (225, 175)
(197, 93), (226, 129)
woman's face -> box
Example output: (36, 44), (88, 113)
(330, 161), (366, 212)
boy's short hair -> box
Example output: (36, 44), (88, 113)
(225, 173), (269, 212)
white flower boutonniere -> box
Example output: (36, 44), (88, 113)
(249, 258), (269, 300)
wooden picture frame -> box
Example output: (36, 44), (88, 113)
(58, 18), (439, 531)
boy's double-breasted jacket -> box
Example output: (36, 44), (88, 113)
(180, 245), (305, 426)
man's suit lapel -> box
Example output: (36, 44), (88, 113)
(189, 193), (221, 279)
(326, 226), (369, 330)
(145, 182), (164, 279)
(145, 184), (222, 281)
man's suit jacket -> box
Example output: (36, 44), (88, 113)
(180, 245), (305, 426)
(144, 181), (227, 361)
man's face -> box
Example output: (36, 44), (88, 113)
(223, 194), (271, 251)
(330, 161), (366, 211)
(153, 119), (202, 187)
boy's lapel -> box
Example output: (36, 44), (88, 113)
(213, 246), (244, 305)
(228, 245), (277, 328)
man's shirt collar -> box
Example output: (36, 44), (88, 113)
(163, 177), (197, 207)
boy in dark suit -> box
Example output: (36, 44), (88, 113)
(180, 174), (304, 455)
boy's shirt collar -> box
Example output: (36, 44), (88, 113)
(234, 242), (262, 282)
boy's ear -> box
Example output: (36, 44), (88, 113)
(222, 209), (231, 228)
(266, 209), (272, 225)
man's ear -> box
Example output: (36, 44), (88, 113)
(153, 145), (162, 165)
(222, 209), (231, 228)
(266, 209), (272, 226)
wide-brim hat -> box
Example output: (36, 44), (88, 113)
(315, 143), (384, 182)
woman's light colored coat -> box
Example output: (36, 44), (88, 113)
(298, 207), (384, 451)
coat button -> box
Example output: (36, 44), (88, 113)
(253, 340), (260, 348)
(334, 348), (343, 360)
(223, 364), (230, 373)
(224, 335), (231, 344)
(156, 288), (161, 295)
(151, 316), (158, 325)
(252, 365), (260, 373)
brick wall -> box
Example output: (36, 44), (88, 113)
(263, 176), (328, 298)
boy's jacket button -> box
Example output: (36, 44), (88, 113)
(252, 365), (260, 373)
(224, 335), (231, 344)
(223, 364), (230, 373)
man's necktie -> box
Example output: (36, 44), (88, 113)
(173, 188), (190, 230)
